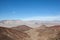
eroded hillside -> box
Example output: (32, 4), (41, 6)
(0, 27), (30, 40)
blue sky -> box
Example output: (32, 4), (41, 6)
(0, 0), (60, 20)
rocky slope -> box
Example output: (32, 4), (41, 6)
(25, 25), (60, 40)
(0, 27), (30, 40)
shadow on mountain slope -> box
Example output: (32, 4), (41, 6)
(12, 25), (32, 31)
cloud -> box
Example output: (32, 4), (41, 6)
(22, 16), (60, 21)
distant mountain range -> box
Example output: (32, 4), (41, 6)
(0, 20), (60, 28)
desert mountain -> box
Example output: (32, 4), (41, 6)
(0, 27), (30, 40)
(0, 25), (60, 40)
(12, 25), (32, 31)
